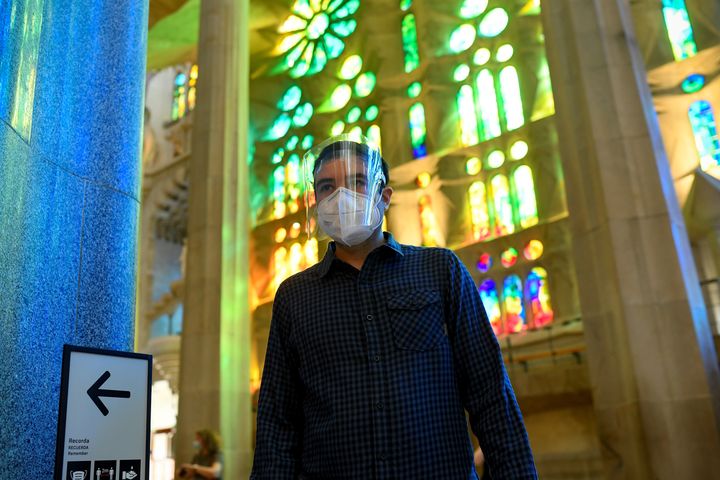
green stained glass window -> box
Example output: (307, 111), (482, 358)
(499, 66), (524, 130)
(510, 140), (528, 160)
(478, 8), (509, 38)
(688, 100), (720, 172)
(408, 82), (422, 98)
(513, 165), (538, 228)
(354, 72), (376, 97)
(460, 0), (488, 19)
(272, 148), (286, 165)
(322, 84), (352, 112)
(487, 150), (505, 169)
(301, 134), (314, 150)
(273, 166), (286, 203)
(495, 44), (514, 62)
(331, 120), (346, 135)
(662, 0), (697, 61)
(681, 74), (705, 93)
(286, 135), (300, 150)
(278, 85), (303, 111)
(449, 24), (476, 53)
(409, 102), (427, 158)
(457, 85), (480, 146)
(292, 102), (314, 127)
(402, 14), (421, 73)
(275, 0), (361, 78)
(468, 181), (490, 240)
(339, 54), (363, 79)
(365, 105), (380, 121)
(348, 125), (363, 141)
(473, 48), (491, 66)
(267, 113), (292, 140)
(466, 157), (481, 175)
(346, 106), (362, 123)
(400, 0), (412, 11)
(453, 64), (470, 82)
(476, 69), (501, 140)
(367, 124), (382, 149)
(491, 174), (514, 235)
(331, 19), (357, 38)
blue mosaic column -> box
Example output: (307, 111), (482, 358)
(0, 0), (148, 477)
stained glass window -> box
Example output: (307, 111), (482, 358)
(460, 0), (489, 19)
(501, 247), (518, 268)
(339, 54), (363, 79)
(419, 195), (442, 246)
(401, 13), (420, 73)
(476, 69), (501, 140)
(409, 103), (427, 157)
(273, 166), (286, 219)
(661, 0), (697, 61)
(449, 24), (477, 53)
(510, 140), (528, 160)
(188, 64), (198, 111)
(490, 174), (514, 236)
(688, 100), (720, 172)
(478, 8), (509, 37)
(172, 71), (187, 121)
(477, 253), (492, 273)
(527, 267), (553, 328)
(513, 165), (538, 228)
(523, 240), (544, 260)
(272, 247), (288, 293)
(286, 154), (301, 214)
(503, 275), (525, 333)
(275, 0), (361, 78)
(458, 85), (480, 146)
(499, 66), (524, 130)
(487, 150), (505, 169)
(480, 279), (503, 335)
(468, 181), (490, 241)
(681, 74), (705, 94)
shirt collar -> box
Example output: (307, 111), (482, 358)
(316, 232), (404, 278)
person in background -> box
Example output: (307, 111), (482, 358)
(177, 429), (222, 479)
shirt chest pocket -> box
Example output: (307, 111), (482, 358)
(386, 289), (446, 351)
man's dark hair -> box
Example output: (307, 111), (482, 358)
(313, 140), (390, 188)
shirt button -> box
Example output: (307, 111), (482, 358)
(379, 453), (387, 461)
(373, 355), (381, 362)
(366, 314), (374, 321)
(376, 402), (384, 410)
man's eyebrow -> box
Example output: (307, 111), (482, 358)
(315, 178), (334, 187)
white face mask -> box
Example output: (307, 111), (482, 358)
(317, 187), (385, 246)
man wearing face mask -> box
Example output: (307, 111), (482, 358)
(251, 136), (537, 479)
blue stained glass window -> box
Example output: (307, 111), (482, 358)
(688, 100), (720, 172)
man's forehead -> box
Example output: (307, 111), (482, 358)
(314, 156), (369, 176)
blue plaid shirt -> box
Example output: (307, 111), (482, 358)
(251, 233), (537, 479)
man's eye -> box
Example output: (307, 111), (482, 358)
(319, 184), (334, 193)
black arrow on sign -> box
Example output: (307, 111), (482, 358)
(87, 370), (131, 416)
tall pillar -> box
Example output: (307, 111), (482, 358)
(175, 0), (253, 477)
(541, 1), (720, 478)
(0, 0), (147, 477)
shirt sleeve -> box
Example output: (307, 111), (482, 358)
(250, 283), (303, 479)
(444, 250), (538, 479)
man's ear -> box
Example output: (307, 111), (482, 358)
(381, 186), (393, 208)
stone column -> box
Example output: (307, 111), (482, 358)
(541, 1), (720, 478)
(0, 0), (147, 477)
(175, 0), (253, 477)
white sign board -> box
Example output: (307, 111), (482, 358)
(54, 345), (152, 480)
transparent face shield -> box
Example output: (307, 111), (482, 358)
(302, 134), (387, 246)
